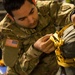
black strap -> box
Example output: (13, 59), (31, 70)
(60, 66), (66, 75)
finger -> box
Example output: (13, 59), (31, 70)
(44, 38), (53, 47)
(43, 42), (54, 53)
(71, 14), (75, 23)
(47, 46), (55, 53)
(42, 34), (52, 42)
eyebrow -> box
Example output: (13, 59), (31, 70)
(18, 8), (34, 20)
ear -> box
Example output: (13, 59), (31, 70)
(7, 14), (14, 21)
(32, 0), (36, 5)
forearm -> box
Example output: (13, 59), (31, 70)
(54, 2), (75, 29)
(21, 45), (42, 74)
(6, 45), (42, 75)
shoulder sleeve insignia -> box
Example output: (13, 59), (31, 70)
(5, 38), (19, 48)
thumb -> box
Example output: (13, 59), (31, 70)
(42, 34), (52, 42)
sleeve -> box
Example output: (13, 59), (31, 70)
(6, 46), (42, 75)
(49, 1), (75, 30)
(37, 1), (75, 30)
(60, 25), (75, 58)
(15, 45), (42, 75)
(1, 33), (42, 75)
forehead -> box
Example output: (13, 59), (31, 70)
(12, 0), (33, 18)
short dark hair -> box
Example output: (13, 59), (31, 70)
(3, 0), (34, 17)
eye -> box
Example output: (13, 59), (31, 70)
(29, 8), (34, 15)
(19, 17), (26, 21)
(20, 18), (25, 21)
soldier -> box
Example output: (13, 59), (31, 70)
(54, 23), (75, 75)
(49, 22), (75, 75)
(0, 0), (75, 75)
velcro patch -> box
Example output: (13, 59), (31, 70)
(5, 39), (18, 48)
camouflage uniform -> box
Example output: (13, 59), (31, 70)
(0, 1), (75, 75)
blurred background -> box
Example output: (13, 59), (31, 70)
(0, 0), (6, 21)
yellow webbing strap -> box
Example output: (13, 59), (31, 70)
(50, 23), (75, 67)
(0, 59), (4, 66)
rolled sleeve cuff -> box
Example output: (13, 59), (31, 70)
(26, 45), (42, 58)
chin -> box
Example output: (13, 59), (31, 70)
(30, 22), (38, 28)
(30, 25), (37, 28)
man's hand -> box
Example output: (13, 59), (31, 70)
(34, 34), (55, 54)
(71, 14), (75, 23)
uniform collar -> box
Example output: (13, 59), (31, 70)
(17, 12), (50, 34)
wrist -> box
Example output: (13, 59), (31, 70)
(26, 45), (42, 58)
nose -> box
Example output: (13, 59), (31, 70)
(27, 15), (34, 24)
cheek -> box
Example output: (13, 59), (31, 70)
(34, 11), (38, 20)
(33, 7), (38, 19)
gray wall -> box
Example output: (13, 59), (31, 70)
(0, 0), (6, 21)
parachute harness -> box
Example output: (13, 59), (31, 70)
(50, 23), (75, 67)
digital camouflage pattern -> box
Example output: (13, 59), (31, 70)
(0, 1), (75, 75)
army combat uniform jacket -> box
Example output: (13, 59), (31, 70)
(0, 1), (75, 75)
